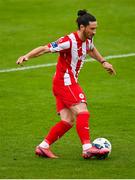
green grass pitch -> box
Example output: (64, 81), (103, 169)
(0, 0), (135, 178)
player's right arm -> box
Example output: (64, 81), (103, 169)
(16, 36), (70, 65)
(16, 45), (50, 65)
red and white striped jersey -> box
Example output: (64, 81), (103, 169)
(48, 31), (94, 86)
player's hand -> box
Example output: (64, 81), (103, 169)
(16, 56), (28, 65)
(102, 62), (116, 75)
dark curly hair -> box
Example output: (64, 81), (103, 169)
(76, 9), (96, 29)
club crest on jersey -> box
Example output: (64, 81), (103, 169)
(51, 42), (58, 48)
(79, 93), (84, 99)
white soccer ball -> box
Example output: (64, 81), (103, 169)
(92, 137), (112, 159)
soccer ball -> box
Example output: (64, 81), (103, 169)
(92, 138), (112, 159)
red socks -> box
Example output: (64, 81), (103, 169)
(45, 120), (72, 145)
(44, 111), (90, 146)
(76, 111), (91, 144)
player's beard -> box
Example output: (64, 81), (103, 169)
(83, 30), (92, 40)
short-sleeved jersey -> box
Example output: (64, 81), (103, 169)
(48, 31), (94, 86)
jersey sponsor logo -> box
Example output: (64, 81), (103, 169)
(51, 42), (58, 48)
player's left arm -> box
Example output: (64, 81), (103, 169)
(88, 47), (116, 75)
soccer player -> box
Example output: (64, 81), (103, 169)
(16, 10), (116, 159)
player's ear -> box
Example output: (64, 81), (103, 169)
(80, 24), (85, 31)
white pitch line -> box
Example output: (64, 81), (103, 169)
(0, 62), (57, 73)
(0, 53), (135, 73)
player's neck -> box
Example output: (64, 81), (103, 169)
(77, 30), (86, 42)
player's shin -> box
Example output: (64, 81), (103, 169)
(44, 120), (73, 146)
(76, 111), (92, 150)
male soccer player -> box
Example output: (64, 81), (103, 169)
(16, 10), (116, 159)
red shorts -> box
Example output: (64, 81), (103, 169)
(52, 83), (87, 113)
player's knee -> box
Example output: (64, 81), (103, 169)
(71, 103), (89, 116)
(77, 111), (90, 118)
(64, 118), (75, 126)
(60, 108), (75, 125)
